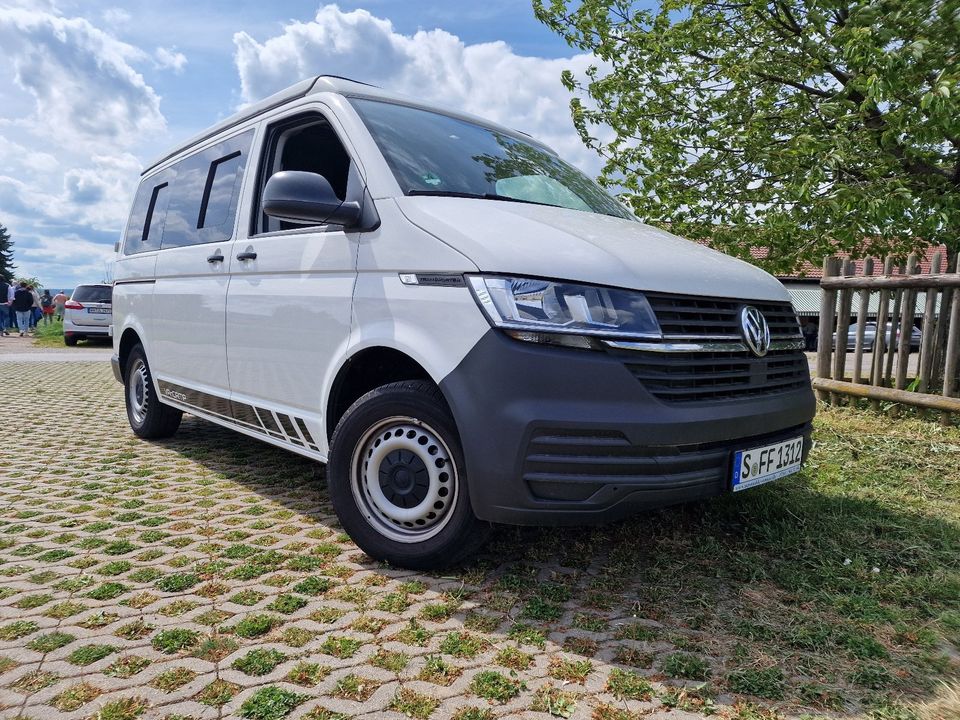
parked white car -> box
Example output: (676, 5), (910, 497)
(64, 284), (112, 346)
(110, 76), (815, 568)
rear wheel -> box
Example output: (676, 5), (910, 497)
(328, 380), (490, 569)
(64, 335), (78, 346)
(124, 344), (182, 439)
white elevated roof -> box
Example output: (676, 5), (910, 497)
(142, 75), (553, 176)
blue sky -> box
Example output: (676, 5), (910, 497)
(0, 1), (640, 288)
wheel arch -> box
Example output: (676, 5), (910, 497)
(117, 327), (143, 381)
(325, 345), (438, 443)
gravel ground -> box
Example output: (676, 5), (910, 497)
(0, 360), (955, 720)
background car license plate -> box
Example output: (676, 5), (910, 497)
(88, 307), (110, 314)
(732, 436), (803, 492)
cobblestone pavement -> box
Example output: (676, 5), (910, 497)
(0, 361), (956, 720)
(0, 335), (111, 362)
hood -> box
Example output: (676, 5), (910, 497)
(396, 197), (790, 302)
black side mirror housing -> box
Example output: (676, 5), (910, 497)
(262, 171), (362, 227)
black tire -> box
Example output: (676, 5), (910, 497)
(64, 335), (78, 346)
(124, 344), (182, 439)
(328, 380), (491, 569)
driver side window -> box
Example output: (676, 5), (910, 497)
(256, 115), (352, 234)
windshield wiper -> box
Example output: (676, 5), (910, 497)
(406, 190), (553, 208)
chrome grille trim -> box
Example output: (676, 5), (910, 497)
(604, 338), (805, 354)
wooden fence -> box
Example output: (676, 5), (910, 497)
(813, 252), (960, 422)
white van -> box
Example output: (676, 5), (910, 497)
(112, 76), (814, 569)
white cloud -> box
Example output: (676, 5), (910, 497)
(233, 4), (602, 172)
(0, 6), (167, 286)
(155, 46), (187, 73)
(0, 6), (165, 150)
(101, 7), (132, 28)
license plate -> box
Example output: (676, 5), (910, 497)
(732, 436), (803, 492)
(88, 307), (110, 314)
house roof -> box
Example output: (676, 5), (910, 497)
(750, 245), (951, 280)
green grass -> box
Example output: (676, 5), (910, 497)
(470, 670), (523, 702)
(27, 631), (75, 653)
(0, 620), (37, 640)
(285, 661), (331, 686)
(53, 682), (102, 711)
(105, 656), (151, 679)
(238, 686), (305, 720)
(332, 674), (379, 701)
(232, 648), (287, 676)
(661, 652), (711, 680)
(233, 613), (281, 638)
(66, 644), (115, 666)
(605, 668), (653, 701)
(151, 628), (200, 654)
(727, 667), (785, 700)
(389, 687), (440, 719)
(320, 635), (362, 658)
(95, 696), (148, 720)
(439, 631), (487, 658)
(30, 319), (64, 347)
(531, 685), (578, 718)
(196, 679), (240, 706)
(267, 593), (307, 614)
(419, 654), (461, 685)
(150, 667), (197, 692)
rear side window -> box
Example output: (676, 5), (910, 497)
(72, 286), (112, 303)
(161, 129), (254, 249)
(122, 170), (172, 255)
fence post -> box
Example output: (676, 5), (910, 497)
(942, 259), (960, 426)
(918, 252), (943, 394)
(884, 260), (907, 386)
(870, 257), (895, 410)
(816, 256), (840, 403)
(895, 254), (920, 391)
(833, 258), (855, 384)
(852, 257), (873, 383)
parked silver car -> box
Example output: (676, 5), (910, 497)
(833, 321), (921, 352)
(63, 284), (112, 346)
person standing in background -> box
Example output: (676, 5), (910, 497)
(29, 285), (42, 328)
(12, 282), (34, 336)
(0, 278), (10, 336)
(5, 281), (14, 336)
(53, 289), (67, 321)
(40, 290), (54, 324)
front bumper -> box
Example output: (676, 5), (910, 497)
(111, 354), (123, 383)
(440, 330), (815, 525)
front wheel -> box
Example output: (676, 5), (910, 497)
(327, 380), (490, 569)
(124, 344), (182, 439)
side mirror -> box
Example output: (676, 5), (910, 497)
(262, 171), (362, 227)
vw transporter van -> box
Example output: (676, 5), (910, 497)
(111, 76), (815, 569)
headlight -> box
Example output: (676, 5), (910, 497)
(467, 275), (660, 348)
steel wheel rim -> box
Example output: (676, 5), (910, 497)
(350, 416), (458, 543)
(128, 359), (149, 425)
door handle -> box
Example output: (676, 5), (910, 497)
(207, 252), (224, 263)
(236, 251), (257, 261)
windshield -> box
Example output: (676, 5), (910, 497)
(349, 98), (633, 220)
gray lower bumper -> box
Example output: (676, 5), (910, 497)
(440, 330), (816, 525)
(111, 354), (123, 383)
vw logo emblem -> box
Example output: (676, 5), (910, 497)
(740, 306), (771, 357)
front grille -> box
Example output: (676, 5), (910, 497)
(647, 294), (801, 340)
(624, 349), (809, 403)
(610, 293), (808, 404)
(522, 424), (810, 501)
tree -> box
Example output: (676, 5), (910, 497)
(0, 223), (14, 282)
(534, 0), (960, 272)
